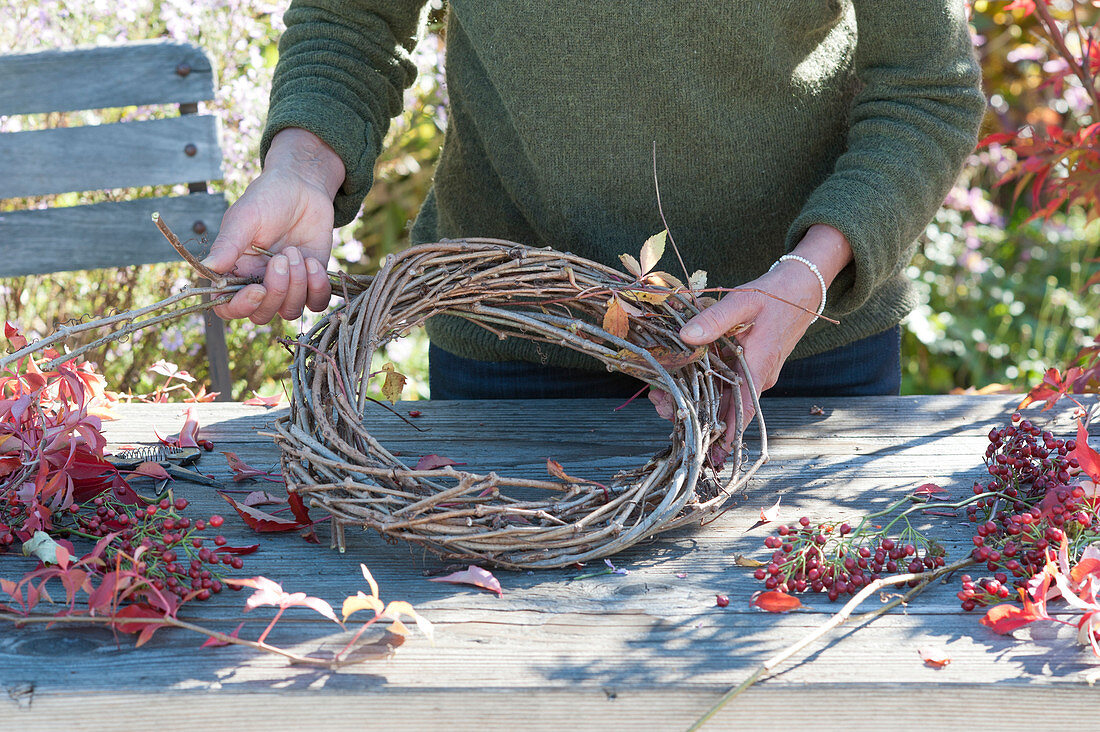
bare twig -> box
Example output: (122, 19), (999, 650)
(688, 556), (975, 730)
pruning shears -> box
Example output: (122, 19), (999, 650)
(106, 445), (219, 499)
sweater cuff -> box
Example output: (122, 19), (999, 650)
(783, 173), (905, 318)
(260, 93), (378, 228)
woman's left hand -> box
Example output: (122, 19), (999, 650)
(678, 224), (853, 455)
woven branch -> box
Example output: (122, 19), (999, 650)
(272, 238), (769, 568)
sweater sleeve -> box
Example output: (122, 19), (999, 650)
(783, 0), (985, 316)
(260, 0), (429, 227)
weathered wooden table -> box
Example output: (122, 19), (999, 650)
(2, 396), (1096, 729)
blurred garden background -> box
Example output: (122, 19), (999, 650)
(1, 0), (1097, 400)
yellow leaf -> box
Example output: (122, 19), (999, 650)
(382, 600), (435, 640)
(603, 296), (630, 340)
(379, 363), (406, 404)
(645, 271), (683, 290)
(734, 554), (766, 568)
(640, 230), (667, 274)
(618, 253), (642, 278)
(342, 591), (384, 621)
(622, 289), (670, 306)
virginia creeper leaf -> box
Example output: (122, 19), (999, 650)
(751, 590), (802, 613)
(429, 565), (503, 597)
(639, 230), (667, 274)
(603, 296), (630, 340)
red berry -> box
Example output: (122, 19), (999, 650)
(195, 520), (206, 531)
(208, 514), (224, 528)
(174, 498), (188, 511)
(716, 594), (730, 608)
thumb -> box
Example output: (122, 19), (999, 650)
(201, 200), (263, 274)
(679, 292), (759, 345)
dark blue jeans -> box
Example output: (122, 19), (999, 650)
(428, 326), (901, 401)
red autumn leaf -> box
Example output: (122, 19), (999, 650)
(222, 451), (281, 482)
(242, 490), (283, 507)
(429, 565), (503, 597)
(978, 131), (1017, 148)
(173, 407), (200, 448)
(1018, 367), (1069, 411)
(980, 601), (1044, 634)
(759, 497), (781, 523)
(414, 454), (465, 471)
(219, 492), (310, 533)
(751, 590), (802, 613)
(214, 543), (260, 555)
(243, 393), (283, 407)
(918, 646), (951, 668)
(547, 458), (584, 484)
(201, 621), (245, 648)
(1071, 558), (1100, 585)
(111, 603), (165, 647)
(287, 491), (312, 525)
(913, 483), (948, 497)
(130, 461), (170, 481)
(1072, 421), (1100, 482)
(4, 321), (27, 350)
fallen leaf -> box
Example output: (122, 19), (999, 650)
(222, 451), (280, 482)
(429, 565), (503, 597)
(751, 590), (802, 613)
(759, 497), (781, 523)
(734, 555), (766, 568)
(243, 393), (283, 407)
(131, 461), (170, 481)
(1072, 421), (1100, 482)
(242, 490), (284, 507)
(809, 405), (825, 415)
(414, 454), (465, 471)
(918, 646), (951, 668)
(603, 296), (630, 340)
(219, 492), (310, 533)
(21, 531), (64, 565)
(547, 459), (584, 484)
(379, 363), (406, 404)
(913, 483), (949, 497)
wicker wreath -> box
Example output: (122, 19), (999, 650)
(271, 238), (769, 568)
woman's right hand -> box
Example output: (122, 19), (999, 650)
(202, 128), (346, 324)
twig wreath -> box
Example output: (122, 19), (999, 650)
(1, 217), (775, 569)
(272, 238), (771, 568)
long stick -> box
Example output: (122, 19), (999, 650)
(688, 556), (975, 731)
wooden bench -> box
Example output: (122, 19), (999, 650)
(0, 40), (233, 398)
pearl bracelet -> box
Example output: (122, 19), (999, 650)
(768, 254), (827, 324)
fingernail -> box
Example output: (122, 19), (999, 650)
(681, 323), (705, 341)
(306, 258), (321, 274)
(273, 256), (288, 275)
(247, 287), (265, 304)
(286, 248), (301, 265)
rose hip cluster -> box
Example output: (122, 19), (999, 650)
(72, 493), (243, 602)
(957, 413), (1093, 610)
(754, 516), (945, 601)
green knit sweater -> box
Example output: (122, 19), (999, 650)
(261, 0), (985, 367)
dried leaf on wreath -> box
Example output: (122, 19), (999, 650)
(639, 230), (667, 274)
(603, 297), (630, 340)
(379, 363), (407, 404)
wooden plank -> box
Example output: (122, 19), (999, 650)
(0, 41), (214, 116)
(1, 397), (1094, 727)
(0, 115), (223, 198)
(0, 194), (225, 275)
(1, 686), (1095, 732)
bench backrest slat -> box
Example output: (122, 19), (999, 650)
(0, 41), (215, 115)
(0, 194), (226, 277)
(0, 116), (223, 198)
